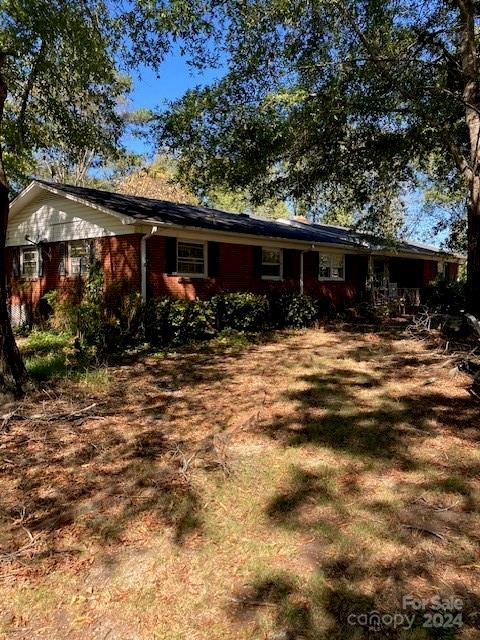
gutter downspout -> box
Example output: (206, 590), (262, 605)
(300, 250), (304, 295)
(140, 227), (157, 303)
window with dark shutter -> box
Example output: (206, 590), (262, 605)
(176, 240), (206, 276)
(68, 240), (91, 275)
(318, 253), (345, 281)
(20, 247), (39, 278)
(261, 247), (282, 280)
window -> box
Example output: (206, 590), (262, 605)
(176, 241), (206, 276)
(318, 253), (345, 281)
(262, 247), (282, 280)
(20, 247), (39, 278)
(69, 240), (90, 275)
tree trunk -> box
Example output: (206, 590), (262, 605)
(0, 56), (27, 394)
(466, 178), (480, 314)
(457, 0), (480, 313)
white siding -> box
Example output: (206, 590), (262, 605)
(6, 192), (138, 247)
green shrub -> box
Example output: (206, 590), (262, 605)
(43, 267), (144, 360)
(268, 292), (318, 328)
(424, 279), (466, 313)
(145, 297), (215, 346)
(210, 292), (268, 332)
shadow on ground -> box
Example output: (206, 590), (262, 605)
(0, 340), (257, 567)
(232, 324), (480, 639)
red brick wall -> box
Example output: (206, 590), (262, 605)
(147, 237), (278, 298)
(96, 235), (142, 289)
(145, 236), (366, 305)
(6, 234), (143, 318)
(7, 232), (446, 316)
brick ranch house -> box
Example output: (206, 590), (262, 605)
(5, 180), (462, 325)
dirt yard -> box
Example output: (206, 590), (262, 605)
(0, 323), (479, 639)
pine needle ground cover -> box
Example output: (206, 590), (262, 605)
(1, 324), (479, 639)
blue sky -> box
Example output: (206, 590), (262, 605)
(124, 45), (221, 157)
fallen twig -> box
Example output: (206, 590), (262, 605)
(401, 524), (446, 541)
(228, 596), (277, 608)
(0, 403), (100, 425)
(0, 535), (40, 562)
(171, 444), (196, 482)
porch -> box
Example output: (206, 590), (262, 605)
(368, 255), (436, 310)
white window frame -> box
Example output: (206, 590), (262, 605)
(20, 246), (40, 279)
(175, 239), (208, 278)
(261, 247), (283, 281)
(68, 239), (91, 276)
(318, 253), (345, 281)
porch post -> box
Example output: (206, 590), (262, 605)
(366, 254), (374, 298)
(383, 257), (390, 289)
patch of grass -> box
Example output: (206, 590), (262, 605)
(19, 330), (72, 357)
(25, 351), (69, 381)
(74, 367), (111, 390)
(19, 330), (114, 386)
(210, 329), (255, 350)
(436, 475), (472, 496)
(19, 330), (73, 381)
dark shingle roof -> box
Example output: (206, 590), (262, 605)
(36, 179), (453, 258)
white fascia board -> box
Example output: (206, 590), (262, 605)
(9, 181), (41, 217)
(144, 221), (461, 261)
(372, 248), (464, 263)
(143, 220), (369, 253)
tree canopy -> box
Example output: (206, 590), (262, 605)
(0, 0), (131, 191)
(130, 1), (468, 241)
(0, 0), (137, 390)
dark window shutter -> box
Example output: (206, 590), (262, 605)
(58, 242), (67, 276)
(38, 245), (44, 277)
(253, 245), (263, 277)
(283, 248), (300, 279)
(165, 237), (177, 274)
(12, 248), (20, 278)
(207, 241), (220, 278)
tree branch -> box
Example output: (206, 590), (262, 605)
(18, 41), (46, 147)
(443, 132), (474, 182)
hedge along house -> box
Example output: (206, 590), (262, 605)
(5, 180), (462, 326)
